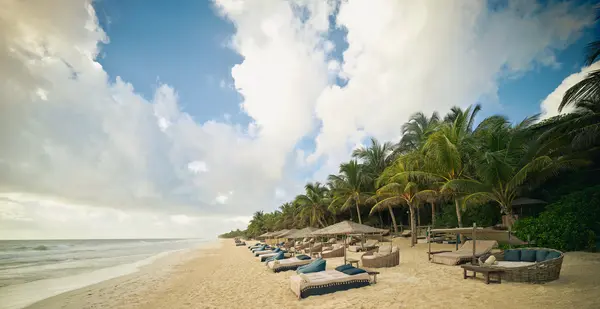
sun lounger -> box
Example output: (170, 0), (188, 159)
(289, 268), (371, 299)
(430, 240), (498, 266)
(348, 239), (379, 252)
(258, 251), (289, 262)
(267, 256), (313, 272)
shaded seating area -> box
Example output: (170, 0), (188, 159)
(478, 248), (564, 283)
(289, 264), (371, 299)
(321, 244), (345, 258)
(430, 240), (498, 265)
(361, 246), (400, 268)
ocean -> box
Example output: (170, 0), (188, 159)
(0, 238), (208, 309)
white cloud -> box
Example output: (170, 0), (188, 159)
(187, 160), (208, 173)
(215, 194), (229, 204)
(540, 62), (600, 119)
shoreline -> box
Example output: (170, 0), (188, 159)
(8, 239), (221, 309)
(20, 238), (600, 309)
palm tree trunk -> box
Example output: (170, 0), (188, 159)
(409, 204), (417, 247)
(431, 201), (436, 227)
(355, 197), (362, 224)
(388, 206), (398, 233)
(455, 199), (463, 228)
(317, 217), (326, 228)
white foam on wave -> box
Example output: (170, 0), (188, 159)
(0, 248), (187, 309)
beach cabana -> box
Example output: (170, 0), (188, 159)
(311, 221), (388, 264)
(427, 224), (525, 265)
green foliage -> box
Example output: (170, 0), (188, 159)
(435, 203), (501, 228)
(218, 229), (246, 239)
(513, 186), (600, 252)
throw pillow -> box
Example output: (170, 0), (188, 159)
(335, 264), (353, 272)
(535, 250), (549, 262)
(504, 249), (521, 261)
(342, 268), (367, 275)
(520, 250), (537, 262)
(484, 255), (497, 265)
(545, 251), (561, 261)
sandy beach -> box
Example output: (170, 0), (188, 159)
(26, 239), (600, 309)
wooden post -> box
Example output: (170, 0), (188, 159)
(427, 226), (432, 261)
(344, 234), (347, 265)
(472, 223), (477, 265)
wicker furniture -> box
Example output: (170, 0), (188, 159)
(461, 264), (503, 284)
(361, 246), (400, 268)
(478, 248), (564, 283)
(321, 245), (345, 258)
(304, 242), (323, 255)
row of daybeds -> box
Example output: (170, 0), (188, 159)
(244, 240), (376, 299)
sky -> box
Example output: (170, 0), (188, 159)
(0, 0), (598, 239)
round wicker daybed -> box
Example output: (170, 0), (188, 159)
(361, 246), (400, 268)
(478, 248), (564, 283)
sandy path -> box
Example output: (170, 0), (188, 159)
(28, 239), (600, 309)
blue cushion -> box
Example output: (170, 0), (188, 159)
(335, 264), (354, 272)
(297, 258), (326, 274)
(545, 251), (561, 261)
(520, 249), (536, 262)
(535, 250), (549, 262)
(296, 254), (311, 260)
(504, 249), (521, 261)
(342, 267), (367, 275)
(274, 248), (281, 253)
(274, 251), (284, 260)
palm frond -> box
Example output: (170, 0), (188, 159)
(369, 196), (404, 215)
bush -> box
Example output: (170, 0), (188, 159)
(513, 186), (600, 252)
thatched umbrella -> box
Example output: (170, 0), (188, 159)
(287, 227), (318, 239)
(311, 221), (388, 264)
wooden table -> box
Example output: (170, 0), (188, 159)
(367, 271), (380, 284)
(346, 258), (359, 267)
(461, 264), (503, 284)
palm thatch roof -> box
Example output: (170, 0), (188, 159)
(287, 227), (319, 239)
(276, 229), (298, 238)
(431, 227), (526, 245)
(311, 221), (388, 236)
(271, 229), (290, 238)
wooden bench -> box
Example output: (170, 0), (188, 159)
(461, 264), (504, 284)
(367, 271), (380, 284)
(346, 258), (360, 268)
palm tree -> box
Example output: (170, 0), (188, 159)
(328, 160), (371, 224)
(560, 7), (600, 114)
(444, 116), (586, 226)
(352, 137), (395, 177)
(404, 105), (482, 227)
(397, 112), (440, 153)
(370, 160), (435, 246)
(295, 182), (330, 228)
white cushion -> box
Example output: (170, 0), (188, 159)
(484, 255), (497, 265)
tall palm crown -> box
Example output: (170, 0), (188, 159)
(398, 112), (440, 152)
(560, 7), (600, 111)
(328, 160), (371, 224)
(352, 137), (395, 177)
(294, 182), (330, 228)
